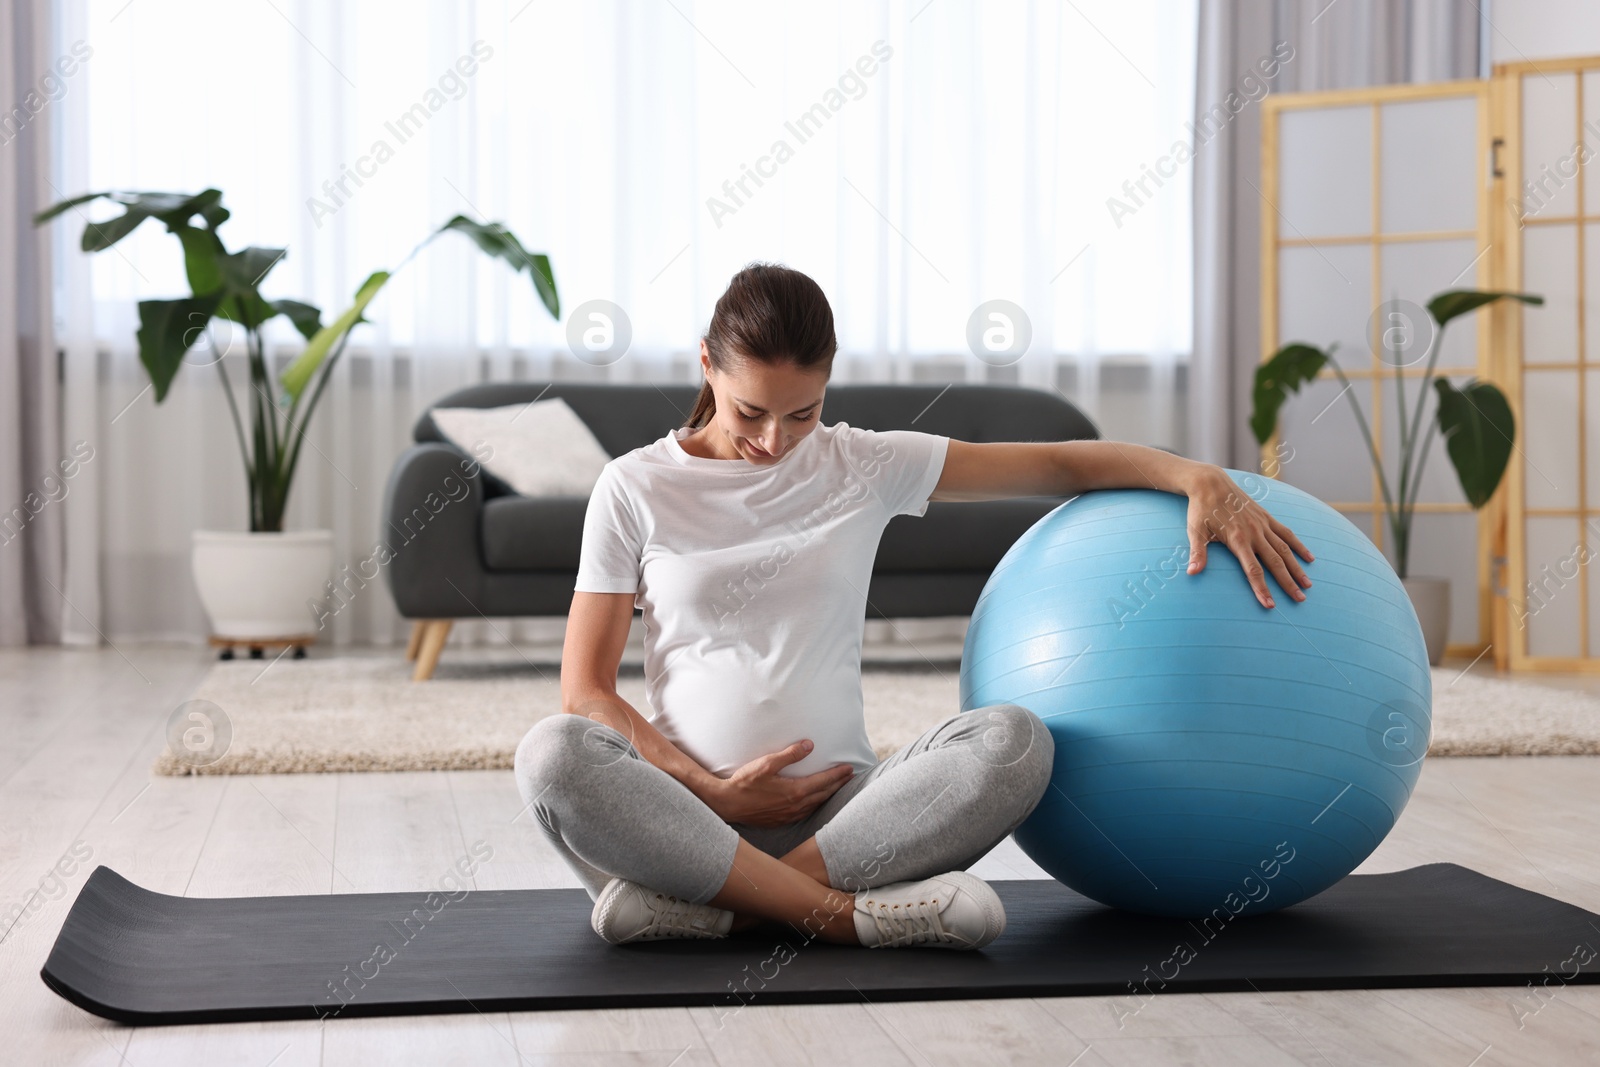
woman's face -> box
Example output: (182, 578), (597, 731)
(699, 342), (828, 464)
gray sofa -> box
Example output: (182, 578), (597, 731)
(384, 382), (1099, 678)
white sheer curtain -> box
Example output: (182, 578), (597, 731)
(1, 0), (64, 646)
(48, 0), (1196, 647)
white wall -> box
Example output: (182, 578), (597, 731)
(1492, 0), (1600, 63)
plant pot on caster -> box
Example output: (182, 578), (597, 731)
(34, 188), (564, 665)
(192, 530), (333, 659)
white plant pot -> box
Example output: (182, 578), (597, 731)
(192, 530), (334, 640)
(1402, 576), (1451, 667)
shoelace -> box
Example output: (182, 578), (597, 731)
(863, 894), (952, 947)
(645, 891), (718, 937)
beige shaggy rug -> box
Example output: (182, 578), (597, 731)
(152, 654), (1600, 776)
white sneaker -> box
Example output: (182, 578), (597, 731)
(852, 870), (1006, 949)
(590, 877), (736, 945)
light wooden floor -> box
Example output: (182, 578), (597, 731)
(4, 646), (1600, 1066)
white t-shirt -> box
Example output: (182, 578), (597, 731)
(573, 421), (950, 779)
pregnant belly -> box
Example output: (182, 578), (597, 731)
(651, 668), (870, 779)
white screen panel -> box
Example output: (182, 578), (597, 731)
(1522, 516), (1583, 658)
(1279, 243), (1373, 360)
(1380, 96), (1478, 234)
(1588, 368), (1600, 510)
(1521, 224), (1579, 364)
(1408, 511), (1480, 645)
(1590, 519), (1600, 659)
(1522, 369), (1582, 510)
(1378, 239), (1482, 371)
(1586, 223), (1600, 365)
(1586, 73), (1600, 216)
(1278, 376), (1376, 503)
(1520, 73), (1580, 221)
(1279, 106), (1371, 238)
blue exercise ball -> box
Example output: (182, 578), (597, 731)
(960, 469), (1431, 918)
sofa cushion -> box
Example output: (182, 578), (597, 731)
(874, 498), (1071, 573)
(433, 399), (612, 497)
(481, 496), (590, 571)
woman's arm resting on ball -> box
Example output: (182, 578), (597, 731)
(561, 592), (853, 825)
(931, 439), (1315, 609)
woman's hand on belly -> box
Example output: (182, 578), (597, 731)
(702, 739), (856, 827)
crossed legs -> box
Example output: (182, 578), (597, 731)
(514, 704), (1054, 943)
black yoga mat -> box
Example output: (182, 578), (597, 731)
(42, 863), (1600, 1025)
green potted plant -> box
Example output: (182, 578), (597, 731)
(1250, 288), (1542, 665)
(35, 189), (559, 652)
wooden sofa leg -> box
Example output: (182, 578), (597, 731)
(405, 620), (427, 662)
(413, 620), (453, 681)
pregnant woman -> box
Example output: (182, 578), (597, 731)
(515, 263), (1312, 950)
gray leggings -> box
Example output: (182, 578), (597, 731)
(513, 703), (1055, 905)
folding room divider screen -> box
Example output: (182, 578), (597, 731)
(1493, 57), (1600, 672)
(1261, 58), (1600, 674)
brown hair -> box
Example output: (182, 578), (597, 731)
(686, 262), (837, 430)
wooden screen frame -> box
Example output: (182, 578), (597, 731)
(1493, 56), (1600, 674)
